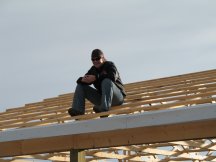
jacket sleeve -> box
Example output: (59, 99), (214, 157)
(76, 66), (97, 85)
(76, 77), (91, 85)
(99, 62), (119, 82)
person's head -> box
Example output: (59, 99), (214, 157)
(91, 49), (106, 68)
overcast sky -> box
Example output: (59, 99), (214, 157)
(0, 0), (216, 113)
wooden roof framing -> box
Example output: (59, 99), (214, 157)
(0, 69), (216, 161)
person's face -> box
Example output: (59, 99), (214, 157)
(91, 56), (104, 68)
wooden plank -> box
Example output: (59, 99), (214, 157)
(0, 69), (216, 161)
(1, 119), (216, 157)
(0, 70), (216, 129)
(1, 69), (215, 115)
(124, 70), (216, 89)
(1, 84), (215, 126)
(1, 95), (216, 130)
(1, 139), (215, 162)
(1, 104), (216, 157)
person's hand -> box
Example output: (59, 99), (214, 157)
(81, 75), (96, 83)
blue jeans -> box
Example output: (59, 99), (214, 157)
(69, 78), (124, 116)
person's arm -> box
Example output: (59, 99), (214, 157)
(81, 75), (96, 83)
(76, 66), (97, 84)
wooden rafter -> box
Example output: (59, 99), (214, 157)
(0, 69), (216, 162)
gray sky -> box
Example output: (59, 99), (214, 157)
(1, 0), (216, 113)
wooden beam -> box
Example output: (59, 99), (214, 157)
(70, 149), (85, 162)
(0, 104), (216, 157)
(1, 119), (216, 158)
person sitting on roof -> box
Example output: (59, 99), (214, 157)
(68, 49), (126, 117)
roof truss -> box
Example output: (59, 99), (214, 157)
(0, 69), (216, 161)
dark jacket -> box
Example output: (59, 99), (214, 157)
(77, 61), (126, 97)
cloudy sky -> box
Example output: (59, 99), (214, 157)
(0, 0), (216, 112)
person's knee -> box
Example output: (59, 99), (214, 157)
(102, 78), (113, 87)
(76, 83), (83, 89)
(76, 83), (89, 91)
